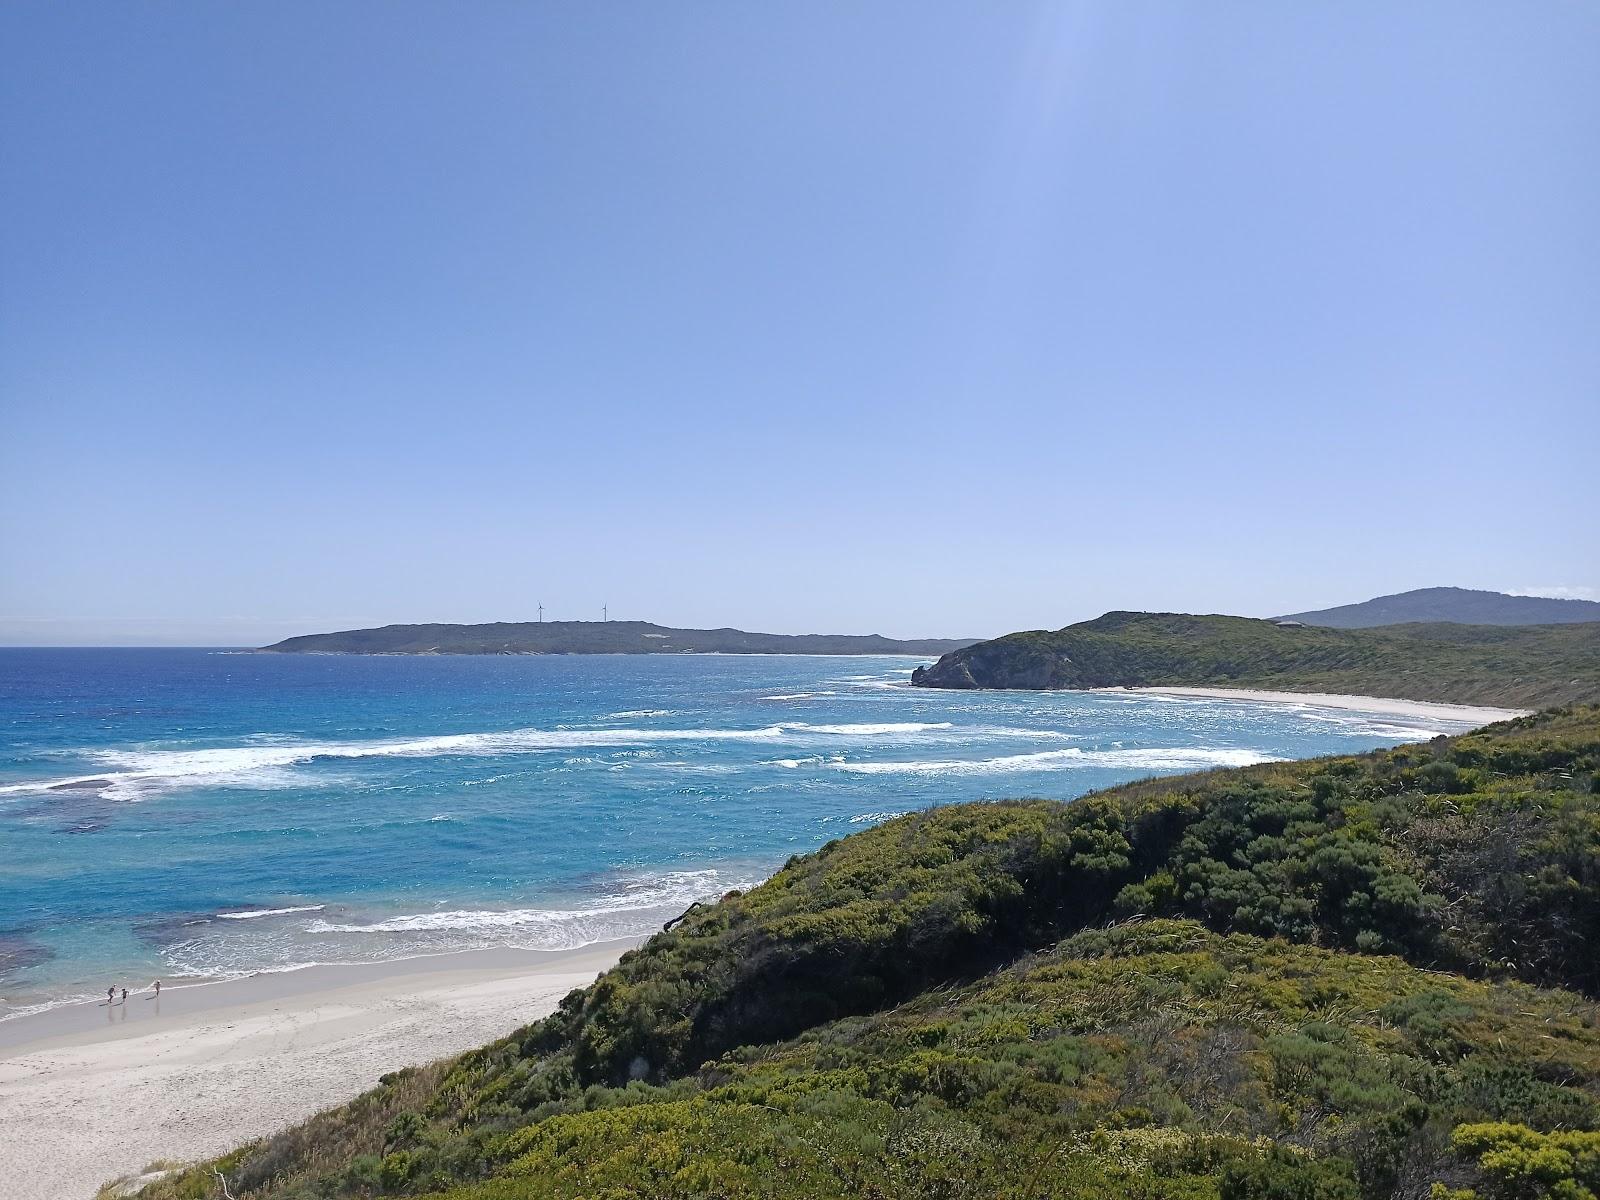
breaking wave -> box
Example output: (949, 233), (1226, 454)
(217, 905), (326, 920)
(0, 722), (959, 801)
(157, 869), (755, 979)
(304, 869), (726, 935)
(836, 746), (1281, 776)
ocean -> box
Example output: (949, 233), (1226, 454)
(0, 648), (1481, 1019)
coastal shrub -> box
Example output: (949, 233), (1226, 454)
(384, 1111), (426, 1152)
(131, 708), (1600, 1200)
(137, 916), (1600, 1198)
(1220, 1150), (1361, 1200)
(548, 709), (1598, 1092)
(1448, 1124), (1600, 1200)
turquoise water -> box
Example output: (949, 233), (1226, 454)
(0, 649), (1478, 1018)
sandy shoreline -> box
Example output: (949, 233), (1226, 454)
(0, 938), (638, 1200)
(1105, 686), (1529, 726)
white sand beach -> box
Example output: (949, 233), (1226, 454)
(0, 939), (638, 1200)
(1109, 686), (1529, 726)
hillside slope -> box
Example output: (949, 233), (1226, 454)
(909, 611), (1600, 707)
(129, 707), (1600, 1200)
(260, 621), (972, 657)
(1282, 586), (1600, 628)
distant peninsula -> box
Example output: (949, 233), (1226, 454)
(911, 610), (1600, 708)
(259, 621), (975, 657)
(1279, 585), (1600, 628)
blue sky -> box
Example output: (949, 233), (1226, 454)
(2, 2), (1596, 645)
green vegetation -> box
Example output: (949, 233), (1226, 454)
(1443, 1124), (1600, 1200)
(910, 611), (1600, 708)
(134, 707), (1600, 1200)
(260, 621), (973, 657)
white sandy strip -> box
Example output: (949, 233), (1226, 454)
(0, 941), (634, 1200)
(1106, 686), (1529, 727)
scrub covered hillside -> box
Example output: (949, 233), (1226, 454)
(910, 611), (1600, 708)
(130, 707), (1600, 1200)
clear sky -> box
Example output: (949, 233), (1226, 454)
(2, 2), (1596, 645)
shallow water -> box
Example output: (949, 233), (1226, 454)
(0, 648), (1478, 1017)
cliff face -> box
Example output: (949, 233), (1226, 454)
(909, 634), (1078, 688)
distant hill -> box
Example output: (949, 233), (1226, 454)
(259, 620), (974, 657)
(910, 610), (1600, 707)
(1281, 586), (1600, 628)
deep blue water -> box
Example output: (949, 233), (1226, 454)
(0, 649), (1477, 1017)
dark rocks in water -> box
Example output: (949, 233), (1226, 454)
(0, 933), (54, 977)
(131, 912), (218, 950)
(48, 777), (111, 792)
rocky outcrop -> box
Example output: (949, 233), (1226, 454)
(911, 636), (1080, 690)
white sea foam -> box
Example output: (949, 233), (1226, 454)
(641, 761), (742, 774)
(156, 869), (759, 980)
(1324, 720), (1451, 740)
(765, 754), (845, 769)
(0, 990), (111, 1024)
(299, 871), (735, 937)
(460, 772), (527, 787)
(217, 905), (326, 920)
(0, 763), (305, 803)
(797, 722), (952, 736)
(836, 746), (1281, 776)
(1291, 711), (1460, 740)
(0, 721), (963, 801)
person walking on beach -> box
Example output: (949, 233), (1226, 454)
(120, 987), (127, 1003)
(152, 980), (161, 997)
(107, 986), (115, 1005)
